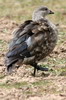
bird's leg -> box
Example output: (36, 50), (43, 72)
(33, 67), (37, 76)
(31, 63), (49, 76)
(31, 63), (37, 76)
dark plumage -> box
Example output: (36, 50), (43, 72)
(5, 6), (58, 76)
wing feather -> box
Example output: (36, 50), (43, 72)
(5, 19), (49, 68)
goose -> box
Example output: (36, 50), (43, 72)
(5, 6), (58, 76)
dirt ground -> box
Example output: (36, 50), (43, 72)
(0, 17), (66, 100)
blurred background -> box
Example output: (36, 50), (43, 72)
(0, 0), (66, 24)
(0, 0), (66, 100)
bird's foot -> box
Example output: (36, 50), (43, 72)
(32, 64), (49, 77)
(36, 65), (49, 71)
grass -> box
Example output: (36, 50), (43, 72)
(0, 80), (50, 89)
(0, 81), (28, 89)
(0, 80), (56, 95)
(0, 75), (6, 79)
(32, 80), (50, 86)
(0, 39), (7, 51)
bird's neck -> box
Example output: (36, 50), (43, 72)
(32, 12), (46, 21)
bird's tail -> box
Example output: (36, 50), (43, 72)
(5, 56), (18, 73)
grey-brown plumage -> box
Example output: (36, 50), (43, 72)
(5, 6), (58, 76)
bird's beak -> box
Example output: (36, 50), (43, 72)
(49, 10), (54, 14)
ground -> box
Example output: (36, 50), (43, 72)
(0, 0), (66, 100)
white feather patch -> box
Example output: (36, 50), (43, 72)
(25, 37), (32, 47)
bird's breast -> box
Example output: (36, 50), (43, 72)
(33, 32), (57, 61)
(25, 24), (57, 62)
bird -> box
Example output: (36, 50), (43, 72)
(5, 6), (58, 76)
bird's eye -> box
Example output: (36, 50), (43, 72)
(45, 8), (48, 10)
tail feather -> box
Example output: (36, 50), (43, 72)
(5, 56), (18, 73)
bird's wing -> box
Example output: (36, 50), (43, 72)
(9, 20), (33, 50)
(14, 20), (33, 37)
(5, 19), (50, 68)
(6, 19), (50, 58)
(5, 20), (33, 67)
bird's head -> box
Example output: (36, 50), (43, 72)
(32, 6), (54, 21)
